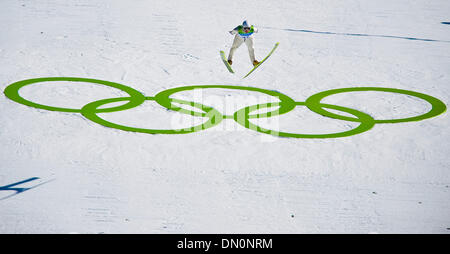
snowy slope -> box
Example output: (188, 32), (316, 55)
(0, 0), (449, 233)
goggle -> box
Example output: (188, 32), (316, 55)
(243, 27), (251, 30)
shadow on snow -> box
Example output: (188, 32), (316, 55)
(262, 26), (450, 43)
(0, 177), (54, 201)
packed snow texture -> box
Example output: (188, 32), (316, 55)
(0, 0), (449, 233)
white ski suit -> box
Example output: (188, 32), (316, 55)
(228, 23), (258, 63)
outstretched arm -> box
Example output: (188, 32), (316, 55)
(229, 25), (242, 35)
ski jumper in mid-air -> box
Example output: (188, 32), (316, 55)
(227, 20), (260, 66)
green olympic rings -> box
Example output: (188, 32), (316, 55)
(234, 101), (375, 138)
(4, 77), (146, 113)
(3, 77), (447, 138)
(305, 87), (447, 123)
(154, 85), (296, 119)
(81, 97), (222, 134)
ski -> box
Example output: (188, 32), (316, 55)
(220, 50), (234, 73)
(243, 42), (279, 78)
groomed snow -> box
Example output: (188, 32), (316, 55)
(0, 0), (449, 233)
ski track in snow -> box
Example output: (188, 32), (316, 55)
(0, 0), (449, 233)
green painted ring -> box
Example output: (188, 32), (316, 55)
(305, 87), (447, 123)
(153, 85), (297, 119)
(3, 77), (146, 113)
(81, 97), (223, 134)
(234, 101), (375, 138)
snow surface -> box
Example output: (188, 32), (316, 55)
(0, 0), (449, 233)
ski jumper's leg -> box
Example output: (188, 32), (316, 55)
(245, 36), (256, 63)
(228, 35), (244, 61)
